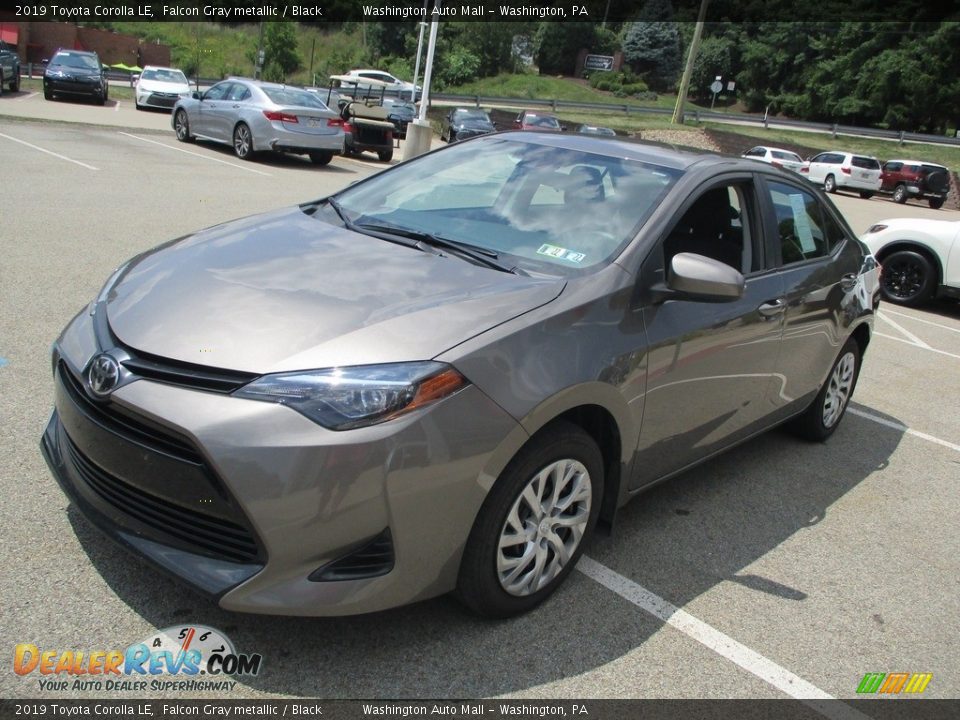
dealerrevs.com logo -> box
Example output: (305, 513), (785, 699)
(13, 625), (262, 692)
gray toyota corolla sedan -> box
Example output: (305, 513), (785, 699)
(42, 132), (879, 618)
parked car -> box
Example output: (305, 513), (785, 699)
(339, 68), (420, 99)
(577, 124), (616, 137)
(0, 40), (21, 94)
(878, 159), (950, 209)
(742, 146), (804, 173)
(42, 132), (878, 619)
(380, 98), (417, 139)
(134, 66), (191, 111)
(172, 78), (344, 165)
(514, 110), (562, 132)
(43, 49), (108, 105)
(441, 107), (496, 142)
(800, 151), (882, 198)
(861, 218), (959, 305)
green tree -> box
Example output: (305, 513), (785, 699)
(262, 21), (301, 82)
(621, 0), (682, 92)
(533, 22), (597, 75)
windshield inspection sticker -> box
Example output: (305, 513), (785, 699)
(538, 244), (586, 263)
(788, 193), (817, 253)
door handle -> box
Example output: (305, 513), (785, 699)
(758, 299), (786, 317)
(840, 273), (858, 290)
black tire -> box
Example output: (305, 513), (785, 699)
(377, 149), (394, 162)
(309, 150), (333, 166)
(95, 92), (105, 106)
(789, 338), (861, 442)
(233, 122), (254, 160)
(44, 88), (53, 100)
(174, 110), (194, 143)
(892, 184), (908, 203)
(10, 69), (19, 93)
(135, 100), (143, 111)
(859, 191), (874, 199)
(824, 175), (837, 193)
(0, 70), (4, 97)
(879, 249), (936, 306)
(929, 197), (945, 210)
(456, 421), (604, 618)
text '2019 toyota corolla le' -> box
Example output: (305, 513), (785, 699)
(42, 132), (880, 617)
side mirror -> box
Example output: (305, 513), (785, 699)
(660, 252), (745, 303)
(192, 91), (202, 100)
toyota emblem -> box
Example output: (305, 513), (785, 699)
(88, 354), (120, 397)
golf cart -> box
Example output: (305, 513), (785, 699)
(327, 74), (397, 162)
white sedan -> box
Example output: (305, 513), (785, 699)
(135, 66), (191, 111)
(860, 218), (960, 305)
(741, 146), (805, 173)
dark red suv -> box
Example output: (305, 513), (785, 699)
(879, 159), (950, 209)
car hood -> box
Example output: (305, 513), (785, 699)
(105, 207), (565, 373)
(455, 120), (494, 131)
(138, 78), (190, 94)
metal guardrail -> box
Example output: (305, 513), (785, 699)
(432, 92), (960, 148)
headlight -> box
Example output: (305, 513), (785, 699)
(234, 362), (469, 430)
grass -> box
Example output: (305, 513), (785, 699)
(19, 77), (135, 101)
(700, 122), (960, 168)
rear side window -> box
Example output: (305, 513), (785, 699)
(883, 161), (903, 172)
(772, 150), (802, 162)
(767, 181), (838, 264)
(851, 156), (880, 170)
(744, 148), (765, 157)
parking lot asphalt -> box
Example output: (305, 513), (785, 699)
(1, 112), (958, 707)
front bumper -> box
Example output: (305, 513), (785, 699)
(44, 77), (103, 97)
(43, 308), (521, 615)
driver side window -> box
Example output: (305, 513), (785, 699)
(204, 83), (230, 101)
(663, 184), (756, 274)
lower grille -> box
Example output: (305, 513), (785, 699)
(63, 432), (259, 564)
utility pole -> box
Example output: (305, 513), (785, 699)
(671, 0), (709, 125)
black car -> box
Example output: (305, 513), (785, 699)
(44, 49), (109, 105)
(380, 98), (416, 139)
(441, 108), (496, 143)
(0, 40), (20, 94)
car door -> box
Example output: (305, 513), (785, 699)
(805, 153), (833, 184)
(757, 176), (866, 418)
(194, 81), (231, 139)
(631, 176), (787, 486)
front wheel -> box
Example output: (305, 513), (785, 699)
(174, 110), (194, 143)
(879, 249), (935, 306)
(824, 175), (837, 193)
(456, 421), (603, 618)
(10, 70), (19, 92)
(892, 184), (908, 203)
(859, 191), (874, 199)
(233, 122), (254, 160)
(377, 149), (393, 162)
(789, 338), (861, 441)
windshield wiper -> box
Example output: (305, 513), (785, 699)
(354, 221), (523, 275)
(323, 199), (421, 250)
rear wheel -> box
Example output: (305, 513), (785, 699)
(174, 110), (194, 143)
(233, 123), (253, 160)
(377, 149), (393, 162)
(879, 249), (935, 306)
(10, 70), (19, 92)
(456, 421), (603, 618)
(929, 197), (945, 210)
(824, 175), (837, 193)
(790, 338), (861, 441)
(892, 184), (908, 203)
(309, 150), (333, 166)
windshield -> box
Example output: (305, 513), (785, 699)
(262, 87), (329, 109)
(455, 110), (490, 123)
(142, 69), (187, 84)
(52, 52), (99, 70)
(323, 136), (682, 276)
(525, 115), (561, 129)
(772, 150), (802, 163)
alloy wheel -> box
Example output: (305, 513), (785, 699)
(822, 351), (856, 428)
(496, 458), (592, 597)
(234, 124), (251, 159)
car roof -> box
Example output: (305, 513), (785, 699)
(142, 65), (183, 73)
(885, 159), (947, 167)
(54, 49), (98, 57)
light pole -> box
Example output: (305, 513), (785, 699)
(411, 20), (427, 102)
(672, 0), (709, 125)
(403, 10), (440, 160)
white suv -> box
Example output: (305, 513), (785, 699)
(800, 151), (882, 198)
(340, 69), (420, 98)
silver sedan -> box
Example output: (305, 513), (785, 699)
(171, 78), (344, 165)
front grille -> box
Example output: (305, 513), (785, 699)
(59, 361), (202, 463)
(310, 529), (394, 582)
(63, 433), (259, 563)
(120, 352), (257, 394)
(147, 93), (178, 107)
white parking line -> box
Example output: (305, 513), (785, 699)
(0, 131), (98, 170)
(848, 407), (960, 453)
(117, 131), (273, 177)
(14, 91), (37, 102)
(114, 101), (120, 112)
(880, 308), (960, 335)
(873, 331), (960, 360)
(877, 311), (930, 348)
(577, 557), (871, 719)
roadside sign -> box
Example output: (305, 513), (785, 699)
(710, 80), (723, 94)
(585, 54), (614, 72)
